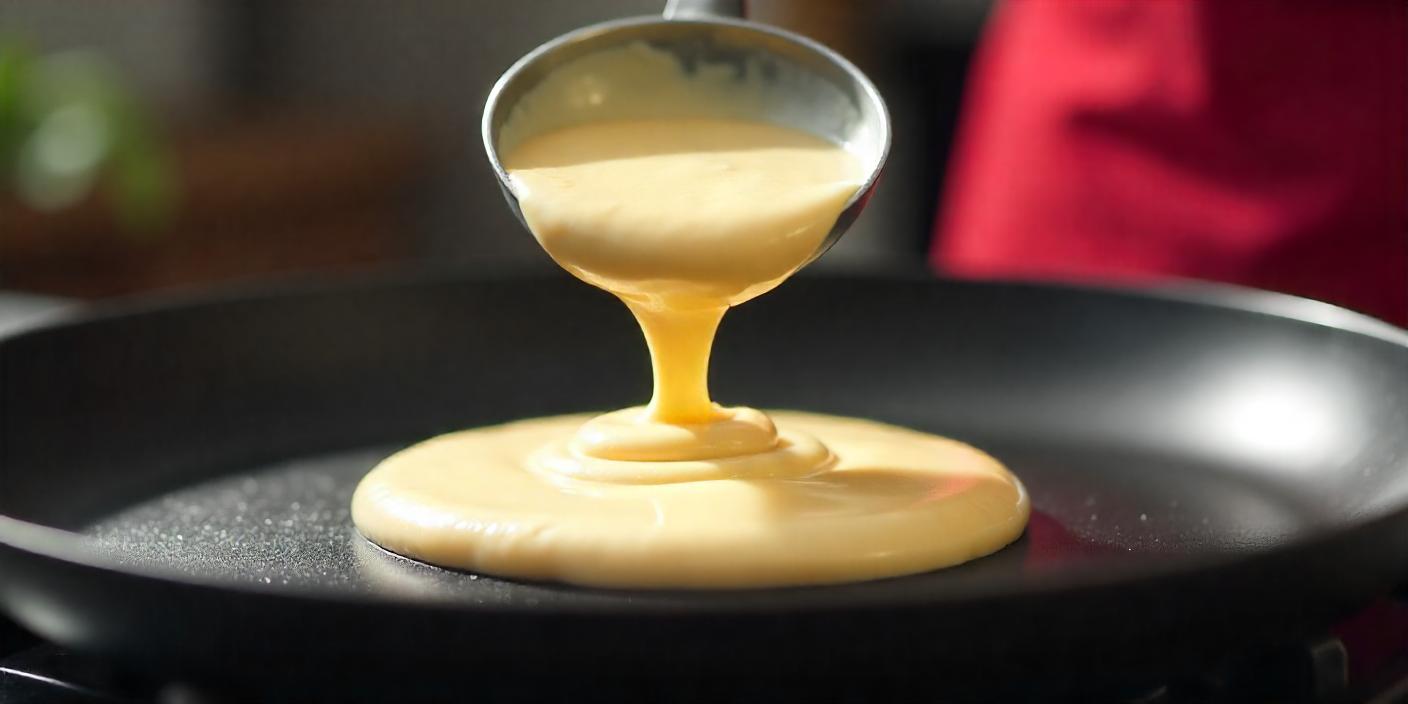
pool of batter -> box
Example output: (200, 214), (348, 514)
(352, 45), (1028, 589)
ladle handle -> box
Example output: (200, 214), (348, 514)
(664, 0), (744, 19)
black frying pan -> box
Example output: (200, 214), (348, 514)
(2, 272), (1407, 700)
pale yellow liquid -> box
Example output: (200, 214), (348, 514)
(351, 118), (1029, 588)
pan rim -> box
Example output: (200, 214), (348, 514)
(1, 269), (1406, 617)
(4, 266), (1404, 348)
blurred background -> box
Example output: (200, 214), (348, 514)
(0, 0), (983, 297)
(0, 0), (1403, 322)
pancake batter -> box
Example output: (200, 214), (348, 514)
(353, 53), (1028, 588)
(356, 412), (1027, 588)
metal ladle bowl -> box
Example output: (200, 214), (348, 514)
(481, 0), (891, 266)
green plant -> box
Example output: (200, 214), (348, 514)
(0, 41), (175, 232)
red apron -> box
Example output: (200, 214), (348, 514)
(933, 0), (1407, 326)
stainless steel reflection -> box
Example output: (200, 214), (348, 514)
(481, 2), (890, 267)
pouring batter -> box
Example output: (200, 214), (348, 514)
(353, 54), (1028, 589)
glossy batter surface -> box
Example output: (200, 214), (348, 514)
(353, 412), (1029, 588)
(507, 119), (860, 311)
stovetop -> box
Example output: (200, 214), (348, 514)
(4, 599), (1408, 704)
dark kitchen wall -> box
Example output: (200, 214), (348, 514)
(2, 0), (990, 289)
(245, 0), (990, 273)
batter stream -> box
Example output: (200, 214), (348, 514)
(353, 64), (1027, 588)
